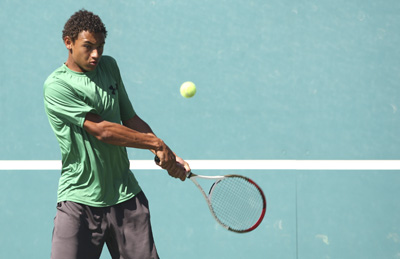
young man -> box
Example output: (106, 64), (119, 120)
(44, 9), (189, 259)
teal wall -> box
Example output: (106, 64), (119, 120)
(1, 0), (399, 258)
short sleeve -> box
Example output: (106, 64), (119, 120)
(44, 79), (96, 128)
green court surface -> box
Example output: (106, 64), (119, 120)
(1, 1), (400, 258)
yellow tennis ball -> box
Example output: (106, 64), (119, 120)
(180, 81), (196, 98)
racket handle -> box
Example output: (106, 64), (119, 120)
(154, 155), (160, 164)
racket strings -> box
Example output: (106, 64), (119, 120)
(209, 176), (265, 232)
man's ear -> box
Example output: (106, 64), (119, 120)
(64, 36), (73, 52)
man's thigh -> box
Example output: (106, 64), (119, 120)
(106, 192), (159, 259)
(51, 201), (105, 259)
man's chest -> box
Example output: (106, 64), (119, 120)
(74, 75), (121, 122)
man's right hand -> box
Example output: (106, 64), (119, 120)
(155, 147), (187, 181)
(155, 143), (176, 172)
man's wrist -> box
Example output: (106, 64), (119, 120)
(154, 139), (165, 152)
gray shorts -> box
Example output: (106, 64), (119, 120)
(51, 191), (159, 259)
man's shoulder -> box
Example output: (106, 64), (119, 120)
(44, 65), (68, 90)
(101, 55), (116, 62)
(99, 55), (118, 70)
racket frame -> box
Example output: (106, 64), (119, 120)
(188, 172), (267, 233)
(154, 156), (266, 233)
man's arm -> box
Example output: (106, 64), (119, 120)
(83, 113), (187, 180)
(84, 113), (163, 150)
(122, 115), (191, 178)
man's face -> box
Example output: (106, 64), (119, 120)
(65, 31), (105, 72)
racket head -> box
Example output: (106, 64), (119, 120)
(154, 156), (267, 233)
(205, 174), (267, 233)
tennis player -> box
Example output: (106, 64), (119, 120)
(44, 9), (189, 259)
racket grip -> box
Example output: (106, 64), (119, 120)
(154, 156), (160, 164)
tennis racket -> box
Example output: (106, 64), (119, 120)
(155, 156), (267, 233)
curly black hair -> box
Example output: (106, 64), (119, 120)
(62, 9), (107, 42)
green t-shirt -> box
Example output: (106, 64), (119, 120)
(43, 55), (141, 207)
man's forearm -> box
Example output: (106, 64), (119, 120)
(84, 113), (164, 151)
(98, 121), (163, 150)
(122, 115), (158, 154)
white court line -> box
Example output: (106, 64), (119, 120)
(0, 160), (400, 170)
